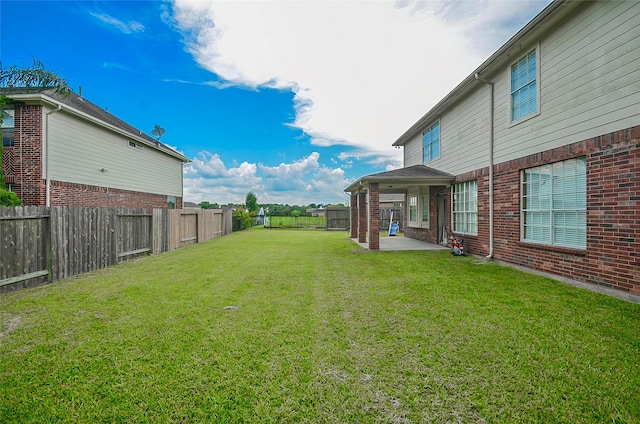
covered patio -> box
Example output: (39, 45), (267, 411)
(344, 165), (454, 251)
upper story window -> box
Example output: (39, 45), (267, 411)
(510, 48), (539, 122)
(2, 108), (15, 147)
(422, 121), (440, 163)
(521, 158), (586, 249)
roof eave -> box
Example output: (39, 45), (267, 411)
(344, 176), (453, 194)
(392, 0), (580, 147)
(6, 92), (191, 163)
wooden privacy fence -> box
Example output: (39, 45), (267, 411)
(0, 206), (233, 293)
(325, 207), (350, 231)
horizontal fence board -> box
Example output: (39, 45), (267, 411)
(0, 270), (49, 287)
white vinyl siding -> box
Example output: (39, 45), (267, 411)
(401, 1), (638, 186)
(403, 87), (490, 175)
(522, 158), (586, 249)
(47, 110), (184, 196)
(493, 0), (640, 165)
(452, 180), (477, 235)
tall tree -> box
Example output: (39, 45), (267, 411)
(245, 191), (258, 213)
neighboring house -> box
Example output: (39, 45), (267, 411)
(346, 0), (639, 298)
(1, 87), (189, 208)
(380, 193), (404, 209)
(307, 208), (326, 217)
(183, 201), (201, 209)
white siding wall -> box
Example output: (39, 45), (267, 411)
(46, 110), (184, 196)
(403, 132), (422, 167)
(492, 0), (640, 163)
(403, 0), (639, 173)
(404, 87), (491, 176)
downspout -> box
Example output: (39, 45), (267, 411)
(45, 104), (62, 207)
(474, 73), (494, 259)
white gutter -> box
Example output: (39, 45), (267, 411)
(474, 73), (494, 259)
(44, 104), (62, 207)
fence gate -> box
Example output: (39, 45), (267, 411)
(326, 207), (350, 231)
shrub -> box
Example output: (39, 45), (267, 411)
(232, 209), (253, 231)
(0, 189), (22, 206)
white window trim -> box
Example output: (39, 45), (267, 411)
(422, 120), (441, 164)
(407, 188), (430, 229)
(451, 180), (478, 236)
(508, 43), (541, 127)
(520, 158), (587, 250)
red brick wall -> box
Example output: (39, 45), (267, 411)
(404, 186), (449, 246)
(8, 104), (183, 210)
(50, 181), (181, 209)
(369, 182), (380, 250)
(12, 104), (45, 205)
(350, 194), (358, 238)
(358, 192), (367, 243)
(449, 125), (640, 295)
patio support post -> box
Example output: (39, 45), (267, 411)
(350, 194), (358, 238)
(369, 182), (380, 250)
(358, 192), (367, 243)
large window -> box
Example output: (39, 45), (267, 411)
(421, 195), (429, 222)
(2, 108), (15, 147)
(522, 158), (586, 249)
(511, 48), (538, 122)
(422, 121), (440, 163)
(453, 180), (477, 235)
(409, 195), (417, 222)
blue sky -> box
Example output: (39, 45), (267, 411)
(1, 0), (551, 205)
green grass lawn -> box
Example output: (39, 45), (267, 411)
(1, 229), (639, 422)
(265, 215), (325, 228)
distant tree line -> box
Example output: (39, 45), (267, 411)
(198, 191), (347, 231)
(198, 197), (346, 216)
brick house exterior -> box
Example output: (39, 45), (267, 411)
(345, 0), (639, 298)
(2, 88), (189, 208)
(448, 126), (639, 294)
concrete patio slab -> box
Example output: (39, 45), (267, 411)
(351, 235), (449, 251)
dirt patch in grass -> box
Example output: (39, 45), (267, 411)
(0, 314), (22, 339)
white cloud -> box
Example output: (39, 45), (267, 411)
(183, 152), (351, 205)
(170, 0), (551, 204)
(170, 0), (550, 164)
(259, 152), (320, 179)
(90, 12), (145, 34)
